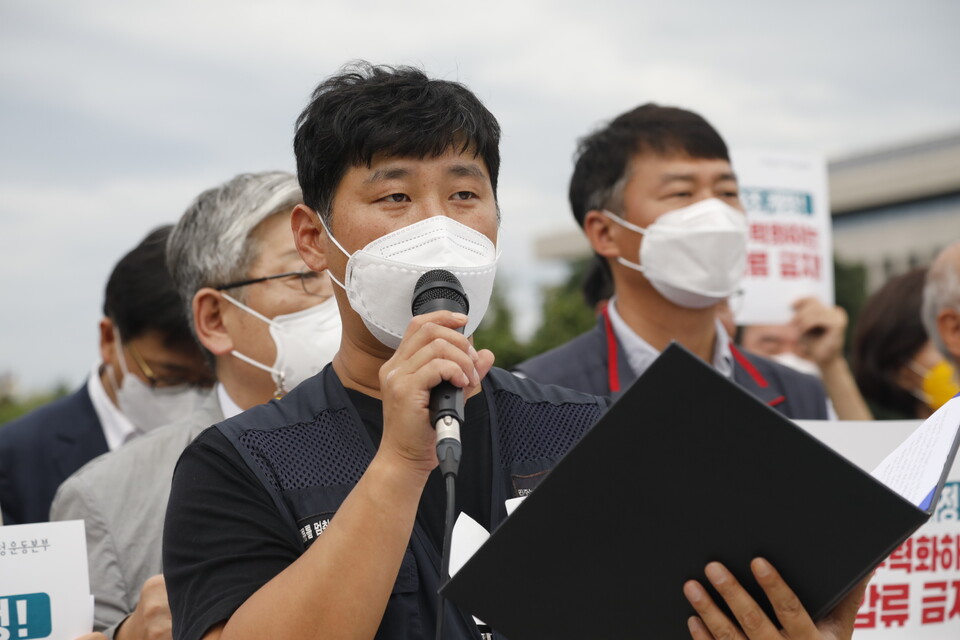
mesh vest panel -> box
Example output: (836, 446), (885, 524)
(494, 389), (602, 467)
(237, 408), (369, 491)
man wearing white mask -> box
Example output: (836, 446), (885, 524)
(0, 227), (213, 525)
(515, 104), (829, 419)
(53, 171), (340, 640)
(162, 64), (865, 640)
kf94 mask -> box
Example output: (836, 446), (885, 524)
(222, 294), (342, 397)
(603, 198), (748, 309)
(320, 214), (499, 350)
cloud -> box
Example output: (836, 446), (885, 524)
(0, 175), (222, 390)
(1, 0), (958, 389)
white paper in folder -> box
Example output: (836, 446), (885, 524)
(870, 396), (960, 509)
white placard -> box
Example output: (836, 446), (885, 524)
(731, 149), (834, 325)
(0, 520), (94, 640)
(796, 419), (960, 638)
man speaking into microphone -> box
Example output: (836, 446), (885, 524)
(162, 63), (868, 640)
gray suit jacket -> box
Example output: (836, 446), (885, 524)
(514, 316), (829, 420)
(50, 391), (224, 637)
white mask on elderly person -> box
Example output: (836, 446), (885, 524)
(221, 294), (342, 397)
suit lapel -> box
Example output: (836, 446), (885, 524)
(51, 385), (109, 482)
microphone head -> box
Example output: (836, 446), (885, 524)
(412, 269), (469, 317)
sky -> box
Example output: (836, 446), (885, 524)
(1, 0), (958, 393)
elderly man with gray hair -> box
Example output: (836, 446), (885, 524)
(923, 241), (960, 376)
(53, 171), (341, 640)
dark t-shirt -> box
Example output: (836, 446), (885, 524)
(164, 388), (493, 640)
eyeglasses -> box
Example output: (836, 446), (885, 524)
(215, 269), (330, 297)
(126, 343), (216, 390)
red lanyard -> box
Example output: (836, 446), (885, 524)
(603, 307), (780, 405)
(729, 343), (785, 407)
(601, 305), (621, 393)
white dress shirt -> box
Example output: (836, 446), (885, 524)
(606, 297), (734, 379)
(216, 383), (244, 420)
(86, 361), (135, 451)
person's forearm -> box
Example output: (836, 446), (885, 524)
(217, 449), (430, 640)
(820, 357), (873, 421)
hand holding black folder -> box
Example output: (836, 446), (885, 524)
(442, 343), (960, 639)
(683, 558), (869, 640)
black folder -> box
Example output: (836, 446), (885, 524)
(441, 343), (960, 639)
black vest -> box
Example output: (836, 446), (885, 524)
(216, 366), (607, 640)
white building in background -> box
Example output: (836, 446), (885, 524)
(533, 130), (960, 294)
(0, 371), (18, 403)
(830, 130), (960, 292)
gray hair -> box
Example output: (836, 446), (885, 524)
(586, 171), (631, 218)
(166, 171), (303, 340)
(922, 242), (960, 360)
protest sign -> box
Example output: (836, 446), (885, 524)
(0, 520), (93, 640)
(731, 149), (834, 325)
(797, 419), (960, 638)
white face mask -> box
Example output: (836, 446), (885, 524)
(320, 214), (499, 350)
(221, 293), (342, 396)
(603, 197), (747, 309)
(110, 333), (210, 434)
(770, 351), (822, 378)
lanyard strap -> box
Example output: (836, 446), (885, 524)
(601, 305), (621, 393)
(729, 343), (768, 388)
(604, 311), (781, 406)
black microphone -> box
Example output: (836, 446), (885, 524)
(411, 269), (469, 478)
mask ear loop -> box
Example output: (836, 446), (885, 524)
(104, 361), (121, 399)
(230, 350), (286, 398)
(901, 361), (935, 406)
(906, 361), (929, 378)
(601, 210), (648, 273)
(492, 226), (503, 262)
(112, 326), (132, 379)
(221, 292), (280, 329)
(602, 209), (648, 235)
(316, 212), (351, 291)
(106, 325), (135, 398)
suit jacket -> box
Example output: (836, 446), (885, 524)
(514, 316), (829, 420)
(0, 382), (107, 524)
(50, 390), (223, 638)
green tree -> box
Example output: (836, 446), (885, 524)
(473, 257), (599, 370)
(833, 257), (868, 356)
(0, 384), (70, 427)
(472, 286), (529, 370)
(525, 257), (598, 358)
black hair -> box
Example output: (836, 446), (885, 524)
(851, 268), (930, 417)
(581, 256), (614, 310)
(294, 62), (501, 221)
(102, 225), (194, 348)
(568, 103), (730, 228)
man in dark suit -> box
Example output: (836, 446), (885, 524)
(515, 104), (830, 419)
(0, 226), (213, 524)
